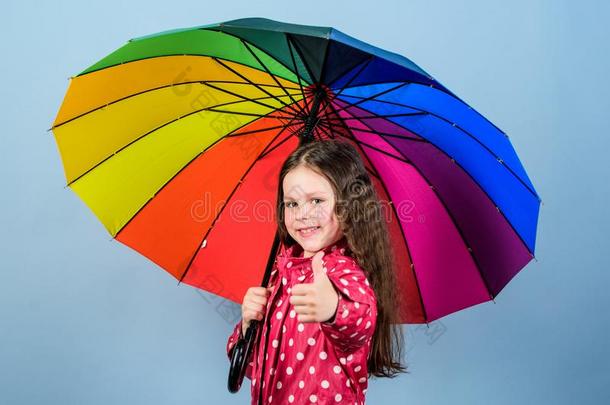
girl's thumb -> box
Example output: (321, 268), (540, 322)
(313, 251), (325, 270)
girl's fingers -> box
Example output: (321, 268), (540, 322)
(297, 314), (316, 323)
(248, 296), (268, 306)
(244, 310), (264, 321)
(292, 283), (315, 295)
(289, 295), (310, 306)
(251, 287), (269, 297)
(293, 304), (314, 315)
(246, 303), (264, 313)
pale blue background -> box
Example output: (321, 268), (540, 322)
(2, 0), (609, 403)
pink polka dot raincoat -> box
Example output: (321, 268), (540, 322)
(226, 236), (378, 404)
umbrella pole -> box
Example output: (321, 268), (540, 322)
(299, 86), (325, 146)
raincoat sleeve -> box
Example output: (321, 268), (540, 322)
(320, 257), (378, 354)
(226, 319), (254, 380)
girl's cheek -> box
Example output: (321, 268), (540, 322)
(317, 207), (333, 220)
(284, 212), (296, 224)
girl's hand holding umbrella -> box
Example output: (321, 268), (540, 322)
(241, 286), (274, 337)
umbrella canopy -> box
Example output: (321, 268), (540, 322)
(51, 17), (541, 324)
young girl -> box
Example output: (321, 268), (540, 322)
(227, 139), (406, 404)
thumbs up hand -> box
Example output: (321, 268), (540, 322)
(289, 251), (340, 323)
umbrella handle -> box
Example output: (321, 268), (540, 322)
(227, 320), (259, 393)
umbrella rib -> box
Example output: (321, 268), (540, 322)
(287, 33), (318, 88)
(75, 52), (304, 86)
(202, 81), (299, 117)
(52, 81), (300, 130)
(334, 79), (447, 92)
(316, 120), (380, 181)
(316, 104), (333, 137)
(327, 112), (427, 120)
(340, 125), (429, 143)
(285, 34), (310, 113)
(314, 91), (334, 140)
(205, 93), (300, 111)
(326, 56), (374, 102)
(339, 130), (413, 165)
(317, 35), (332, 86)
(313, 114), (333, 141)
(312, 125), (326, 142)
(205, 108), (298, 120)
(334, 92), (432, 111)
(323, 100), (429, 322)
(332, 95), (541, 201)
(201, 79), (301, 90)
(335, 92), (494, 128)
(258, 126), (301, 160)
(331, 82), (410, 114)
(178, 113), (301, 283)
(318, 95), (383, 180)
(212, 57), (301, 117)
(223, 121), (302, 138)
(315, 96), (382, 179)
(240, 39), (304, 114)
(326, 56), (372, 89)
(112, 107), (298, 242)
(206, 26), (312, 87)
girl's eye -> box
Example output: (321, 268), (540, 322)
(285, 201), (296, 208)
(312, 198), (323, 204)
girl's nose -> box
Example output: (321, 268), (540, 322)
(296, 203), (313, 220)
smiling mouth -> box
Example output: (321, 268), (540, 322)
(298, 226), (321, 236)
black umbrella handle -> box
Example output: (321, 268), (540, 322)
(227, 320), (259, 393)
(228, 229), (281, 393)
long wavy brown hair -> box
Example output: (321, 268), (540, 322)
(275, 138), (408, 378)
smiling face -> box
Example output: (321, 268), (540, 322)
(282, 165), (343, 258)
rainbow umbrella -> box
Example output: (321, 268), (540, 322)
(51, 17), (541, 329)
